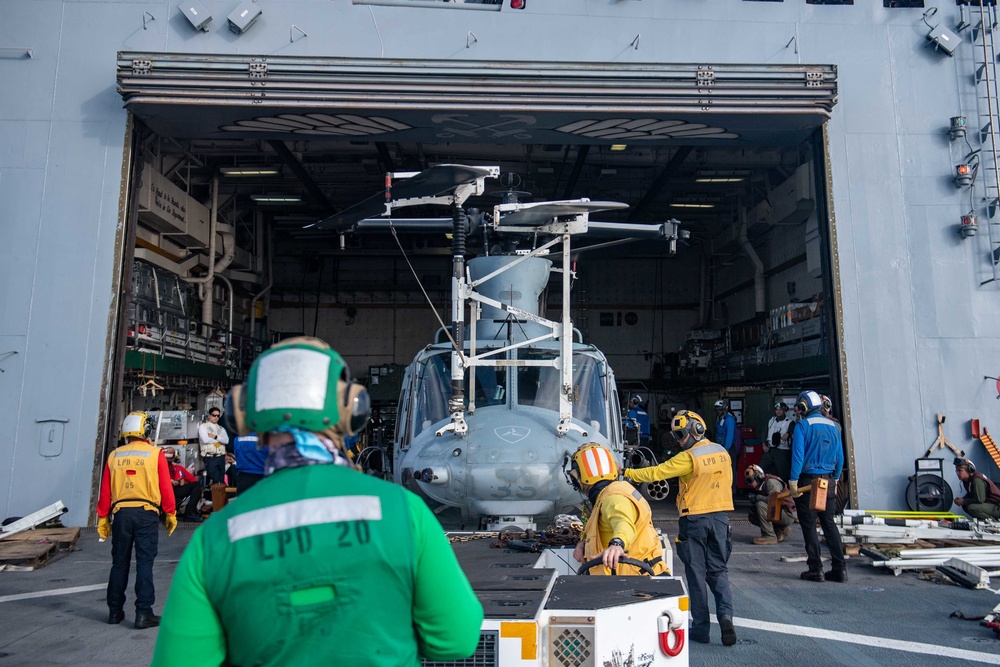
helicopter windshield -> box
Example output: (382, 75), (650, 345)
(516, 351), (608, 435)
(411, 354), (509, 436)
(411, 350), (607, 437)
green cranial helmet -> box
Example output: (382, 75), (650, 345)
(243, 336), (370, 436)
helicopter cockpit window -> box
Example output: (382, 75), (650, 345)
(473, 366), (507, 406)
(412, 353), (450, 436)
(516, 352), (607, 434)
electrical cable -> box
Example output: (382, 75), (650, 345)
(921, 7), (938, 31)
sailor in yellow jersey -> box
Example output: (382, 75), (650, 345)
(567, 443), (667, 576)
(624, 410), (737, 647)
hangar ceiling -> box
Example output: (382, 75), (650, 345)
(119, 53), (837, 294)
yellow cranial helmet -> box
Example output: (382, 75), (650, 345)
(571, 443), (618, 487)
(670, 410), (706, 443)
(121, 411), (152, 440)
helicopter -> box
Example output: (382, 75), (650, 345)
(316, 164), (686, 530)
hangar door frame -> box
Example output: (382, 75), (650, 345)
(108, 53), (851, 502)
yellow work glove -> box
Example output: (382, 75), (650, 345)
(622, 468), (635, 481)
(165, 513), (178, 537)
(97, 516), (111, 541)
(788, 481), (801, 498)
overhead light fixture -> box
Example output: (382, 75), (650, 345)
(670, 196), (719, 209)
(178, 1), (213, 31)
(610, 144), (628, 151)
(221, 167), (281, 176)
(227, 0), (261, 35)
(923, 7), (961, 56)
(251, 195), (302, 203)
(694, 170), (751, 183)
(600, 169), (617, 175)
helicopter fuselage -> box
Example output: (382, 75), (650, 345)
(393, 339), (624, 527)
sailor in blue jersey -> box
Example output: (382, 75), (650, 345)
(789, 390), (846, 583)
(626, 395), (651, 446)
(713, 400), (737, 456)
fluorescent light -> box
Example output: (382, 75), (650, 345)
(669, 203), (715, 209)
(251, 195), (302, 203)
(694, 170), (749, 184)
(610, 144), (628, 151)
(221, 167), (281, 176)
(600, 169), (617, 175)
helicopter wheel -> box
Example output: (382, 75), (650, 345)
(641, 479), (670, 503)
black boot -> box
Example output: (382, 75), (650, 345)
(134, 612), (161, 629)
(826, 567), (848, 583)
(718, 615), (737, 646)
(108, 609), (125, 625)
(800, 569), (825, 582)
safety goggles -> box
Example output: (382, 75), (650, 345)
(671, 429), (686, 441)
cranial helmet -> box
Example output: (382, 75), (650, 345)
(954, 457), (977, 474)
(570, 443), (618, 488)
(671, 410), (707, 445)
(121, 411), (152, 440)
(795, 390), (823, 415)
(744, 464), (765, 488)
(714, 399), (727, 410)
(773, 402), (787, 411)
(225, 337), (371, 441)
(630, 394), (642, 406)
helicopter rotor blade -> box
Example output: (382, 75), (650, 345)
(585, 220), (684, 239)
(315, 164), (497, 231)
(498, 200), (628, 227)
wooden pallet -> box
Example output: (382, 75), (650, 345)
(0, 527), (81, 551)
(0, 540), (57, 570)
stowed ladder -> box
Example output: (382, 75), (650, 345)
(968, 2), (1000, 285)
(980, 430), (1000, 469)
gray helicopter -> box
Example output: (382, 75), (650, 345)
(317, 165), (685, 530)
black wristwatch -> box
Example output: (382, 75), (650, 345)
(608, 537), (626, 549)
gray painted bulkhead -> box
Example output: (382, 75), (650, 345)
(1, 0), (996, 525)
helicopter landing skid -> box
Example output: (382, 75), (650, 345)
(483, 515), (537, 532)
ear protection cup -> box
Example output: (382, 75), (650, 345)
(954, 457), (976, 474)
(563, 453), (581, 491)
(222, 384), (249, 436)
(338, 380), (371, 436)
(670, 410), (706, 441)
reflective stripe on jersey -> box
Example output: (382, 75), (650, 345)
(227, 496), (383, 542)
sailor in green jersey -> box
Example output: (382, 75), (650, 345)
(151, 337), (484, 667)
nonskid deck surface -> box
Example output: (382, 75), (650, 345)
(0, 503), (998, 666)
